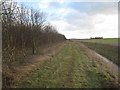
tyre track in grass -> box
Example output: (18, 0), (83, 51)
(15, 41), (119, 88)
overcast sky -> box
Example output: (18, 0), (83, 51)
(18, 0), (118, 39)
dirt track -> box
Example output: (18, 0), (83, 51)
(3, 41), (68, 87)
(3, 40), (120, 88)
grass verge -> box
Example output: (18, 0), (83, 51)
(15, 42), (117, 88)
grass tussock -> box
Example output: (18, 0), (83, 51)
(15, 42), (118, 88)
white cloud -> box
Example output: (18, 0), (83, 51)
(93, 14), (118, 37)
(37, 1), (118, 39)
(90, 3), (118, 15)
(57, 0), (65, 4)
(58, 8), (67, 13)
(50, 20), (70, 32)
(49, 12), (118, 39)
(39, 0), (50, 8)
(14, 0), (119, 2)
(38, 0), (66, 9)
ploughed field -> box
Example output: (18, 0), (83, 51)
(80, 38), (119, 45)
(14, 40), (119, 88)
(80, 38), (119, 66)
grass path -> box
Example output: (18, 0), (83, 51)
(15, 41), (119, 88)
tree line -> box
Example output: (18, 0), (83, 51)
(2, 1), (66, 63)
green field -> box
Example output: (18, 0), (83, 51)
(80, 38), (119, 65)
(80, 38), (119, 45)
(15, 42), (118, 88)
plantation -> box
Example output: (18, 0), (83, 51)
(1, 1), (119, 88)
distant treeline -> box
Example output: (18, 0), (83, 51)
(2, 1), (66, 63)
(90, 37), (103, 39)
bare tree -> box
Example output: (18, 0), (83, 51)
(2, 1), (66, 63)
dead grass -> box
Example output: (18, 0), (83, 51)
(3, 40), (120, 88)
(73, 40), (119, 88)
(16, 41), (119, 88)
(2, 41), (67, 88)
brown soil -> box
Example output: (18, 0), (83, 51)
(84, 41), (119, 47)
(3, 41), (68, 88)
